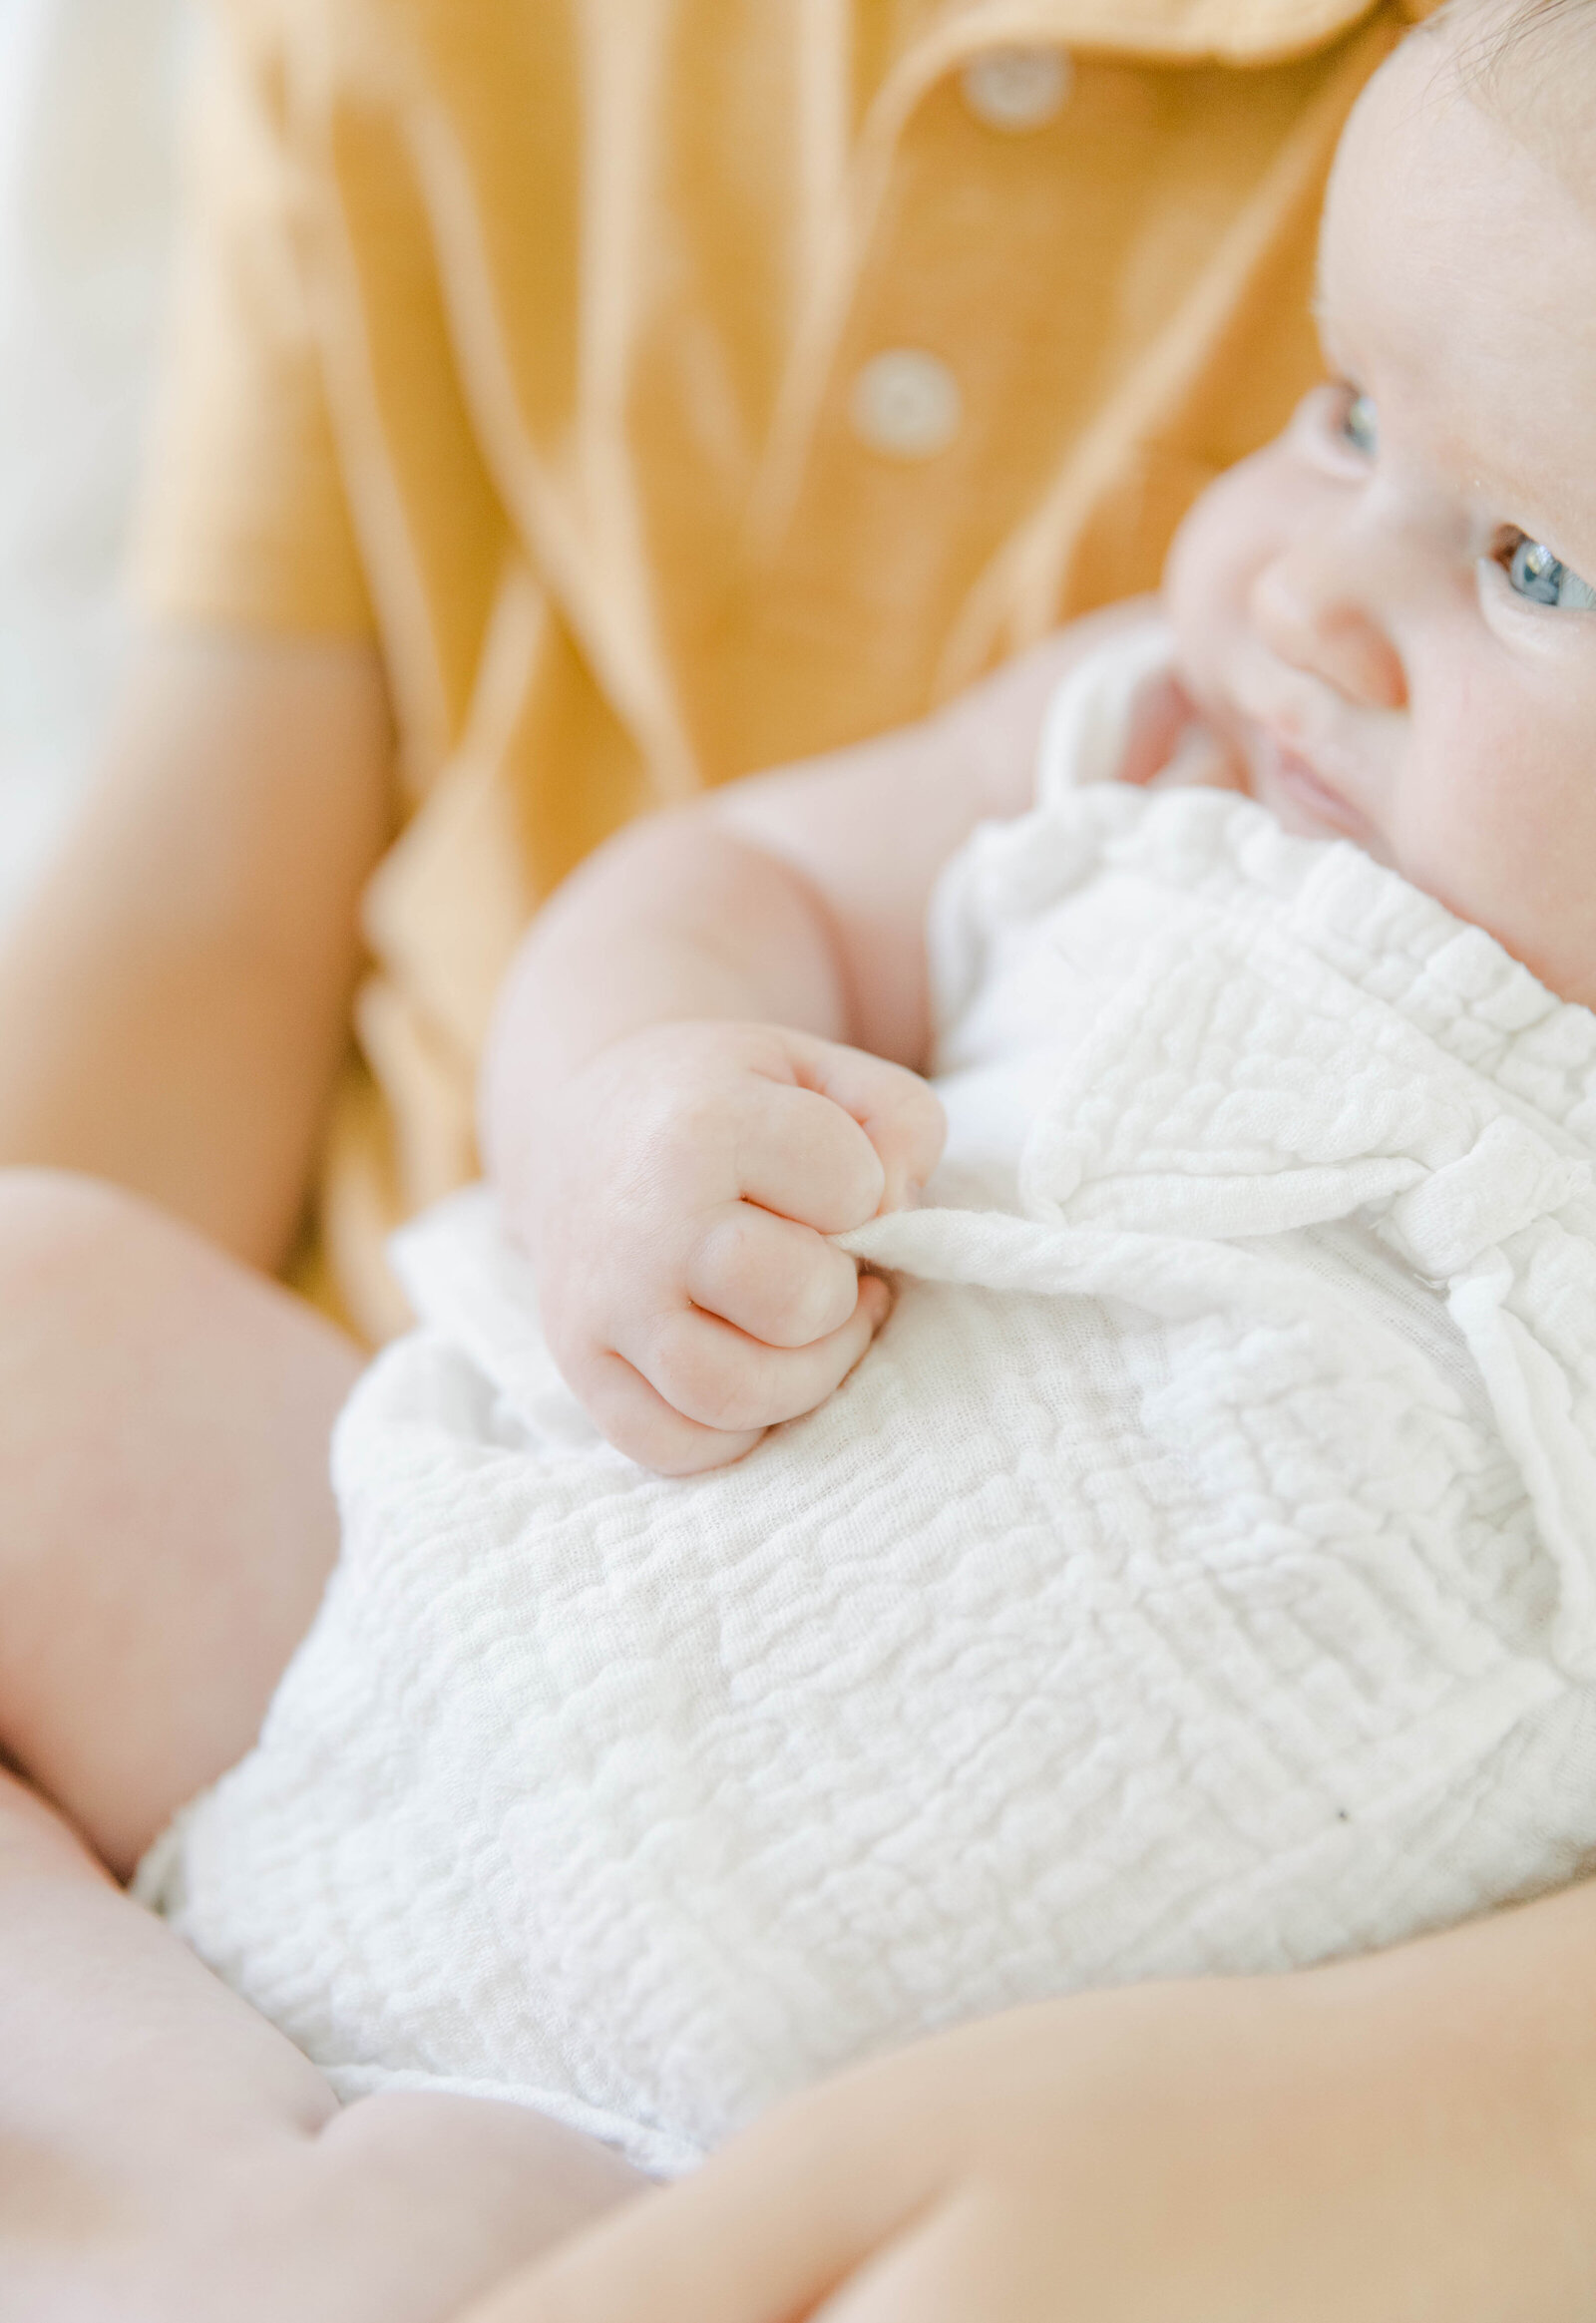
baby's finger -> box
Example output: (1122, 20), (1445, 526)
(579, 1348), (767, 1477)
(734, 1081), (888, 1232)
(685, 1204), (862, 1349)
(783, 1038), (948, 1216)
(623, 1278), (890, 1435)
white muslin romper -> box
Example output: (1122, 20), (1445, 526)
(138, 626), (1596, 2180)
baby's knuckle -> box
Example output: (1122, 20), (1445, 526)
(547, 1321), (606, 1403)
(660, 1336), (769, 1432)
(586, 1368), (702, 1475)
(638, 1418), (750, 1478)
(626, 1093), (730, 1198)
(664, 1087), (730, 1154)
(774, 1256), (854, 1346)
(580, 1374), (653, 1456)
(694, 1205), (764, 1289)
(713, 1230), (837, 1347)
(692, 1367), (769, 1432)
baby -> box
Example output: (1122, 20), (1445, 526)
(139, 0), (1596, 2185)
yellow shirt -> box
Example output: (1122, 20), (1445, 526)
(135, 0), (1415, 1341)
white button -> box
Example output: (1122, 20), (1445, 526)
(960, 46), (1072, 133)
(849, 349), (963, 460)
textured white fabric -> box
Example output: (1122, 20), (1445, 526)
(139, 625), (1596, 2180)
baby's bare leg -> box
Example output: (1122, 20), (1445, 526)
(0, 1167), (361, 1875)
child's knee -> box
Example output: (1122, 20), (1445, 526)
(0, 1161), (135, 1240)
(0, 1167), (173, 1304)
(0, 1164), (365, 1877)
(0, 1168), (316, 1360)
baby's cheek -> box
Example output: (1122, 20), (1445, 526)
(1393, 741), (1588, 1001)
(1162, 459), (1277, 679)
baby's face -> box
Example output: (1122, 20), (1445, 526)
(1165, 12), (1596, 1006)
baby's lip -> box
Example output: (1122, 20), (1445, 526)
(1246, 729), (1379, 846)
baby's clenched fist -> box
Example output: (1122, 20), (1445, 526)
(513, 1021), (946, 1474)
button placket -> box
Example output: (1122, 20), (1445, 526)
(841, 47), (1075, 468)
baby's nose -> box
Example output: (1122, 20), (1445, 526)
(1248, 552), (1407, 712)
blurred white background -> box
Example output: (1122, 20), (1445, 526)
(0, 0), (190, 924)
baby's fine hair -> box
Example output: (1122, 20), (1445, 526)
(1440, 0), (1595, 194)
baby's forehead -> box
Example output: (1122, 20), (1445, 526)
(1322, 17), (1596, 549)
(1329, 6), (1596, 316)
(1436, 0), (1596, 202)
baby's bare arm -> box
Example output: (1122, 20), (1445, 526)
(486, 616), (1142, 1112)
(479, 734), (958, 1475)
(482, 615), (1146, 1472)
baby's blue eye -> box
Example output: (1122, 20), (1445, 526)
(1341, 391), (1378, 456)
(1506, 536), (1596, 609)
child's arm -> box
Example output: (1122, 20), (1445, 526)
(481, 622), (1126, 1473)
(453, 1877), (1596, 2323)
(0, 1767), (646, 2323)
(0, 628), (393, 1270)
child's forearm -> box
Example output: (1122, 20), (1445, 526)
(0, 630), (393, 1271)
(454, 1874), (1596, 2323)
(1313, 1874), (1596, 2313)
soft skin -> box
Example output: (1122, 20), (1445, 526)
(455, 1891), (1596, 2323)
(1165, 18), (1596, 1007)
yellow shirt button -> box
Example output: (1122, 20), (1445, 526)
(848, 349), (963, 460)
(960, 46), (1072, 133)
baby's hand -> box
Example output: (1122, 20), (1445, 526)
(518, 1021), (946, 1473)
